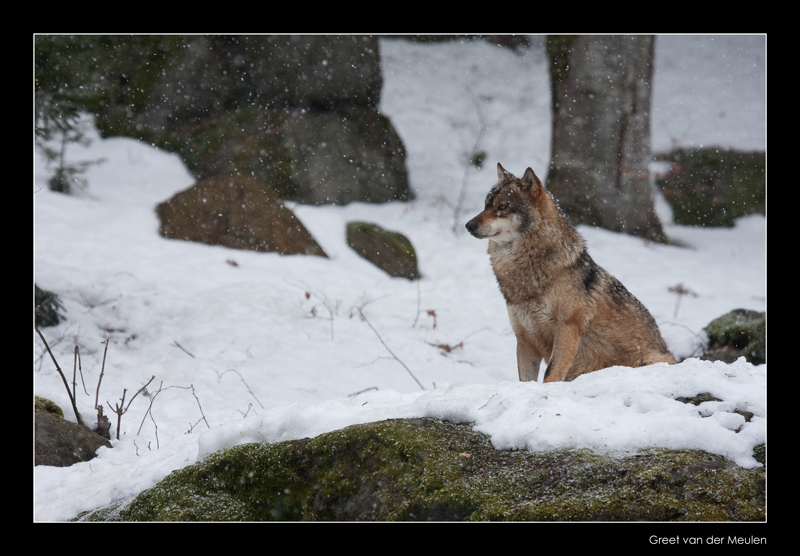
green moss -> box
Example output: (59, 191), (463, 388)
(80, 418), (764, 522)
(703, 309), (765, 365)
(34, 396), (63, 418)
(346, 221), (419, 280)
(35, 35), (183, 130)
(161, 106), (301, 199)
(655, 148), (765, 227)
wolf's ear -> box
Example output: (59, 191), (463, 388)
(521, 167), (543, 196)
(497, 163), (513, 181)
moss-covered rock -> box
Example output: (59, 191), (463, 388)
(346, 221), (419, 279)
(35, 35), (411, 205)
(78, 418), (764, 522)
(162, 107), (301, 200)
(35, 403), (112, 468)
(282, 107), (410, 205)
(655, 148), (765, 227)
(35, 396), (64, 418)
(702, 309), (765, 365)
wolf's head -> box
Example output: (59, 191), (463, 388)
(465, 163), (547, 243)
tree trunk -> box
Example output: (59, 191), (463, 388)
(546, 35), (667, 242)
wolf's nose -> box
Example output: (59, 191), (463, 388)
(465, 219), (478, 234)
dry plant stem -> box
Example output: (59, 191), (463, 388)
(138, 381), (164, 447)
(94, 339), (108, 410)
(172, 340), (196, 358)
(137, 382), (208, 447)
(74, 345), (88, 396)
(218, 368), (264, 409)
(190, 385), (210, 430)
(358, 308), (425, 390)
(668, 283), (698, 319)
(412, 280), (421, 328)
(303, 287), (335, 340)
(108, 375), (155, 440)
(35, 325), (83, 425)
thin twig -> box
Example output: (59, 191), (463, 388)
(308, 291), (335, 341)
(75, 345), (88, 396)
(137, 382), (208, 446)
(107, 375), (155, 440)
(189, 384), (210, 430)
(358, 308), (425, 390)
(217, 368), (264, 408)
(412, 280), (422, 328)
(108, 388), (127, 440)
(172, 341), (195, 358)
(348, 386), (379, 397)
(288, 281), (336, 341)
(668, 283), (698, 319)
(138, 381), (164, 447)
(94, 339), (108, 409)
(35, 325), (83, 425)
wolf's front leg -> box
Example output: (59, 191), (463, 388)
(543, 322), (581, 383)
(516, 339), (542, 382)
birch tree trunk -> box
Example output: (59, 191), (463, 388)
(546, 35), (667, 242)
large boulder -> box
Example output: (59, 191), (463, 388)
(169, 105), (409, 206)
(156, 176), (327, 257)
(282, 107), (409, 205)
(655, 148), (765, 227)
(77, 417), (764, 522)
(35, 35), (411, 205)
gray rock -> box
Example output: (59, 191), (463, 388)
(36, 35), (410, 206)
(171, 105), (410, 205)
(283, 107), (410, 205)
(35, 406), (112, 468)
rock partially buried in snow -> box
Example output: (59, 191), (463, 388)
(346, 221), (419, 280)
(75, 418), (765, 521)
(35, 400), (112, 468)
(702, 309), (765, 365)
(156, 176), (327, 257)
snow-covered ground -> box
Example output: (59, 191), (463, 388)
(33, 35), (766, 522)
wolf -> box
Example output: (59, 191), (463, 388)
(466, 163), (675, 383)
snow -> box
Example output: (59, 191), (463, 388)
(33, 35), (766, 522)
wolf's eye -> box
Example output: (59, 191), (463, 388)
(496, 203), (507, 211)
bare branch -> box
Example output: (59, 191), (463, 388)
(74, 345), (89, 396)
(107, 375), (155, 440)
(217, 368), (264, 409)
(190, 385), (210, 430)
(171, 341), (196, 358)
(357, 307), (425, 390)
(93, 339), (108, 409)
(34, 325), (83, 425)
(138, 381), (164, 448)
(287, 281), (337, 341)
